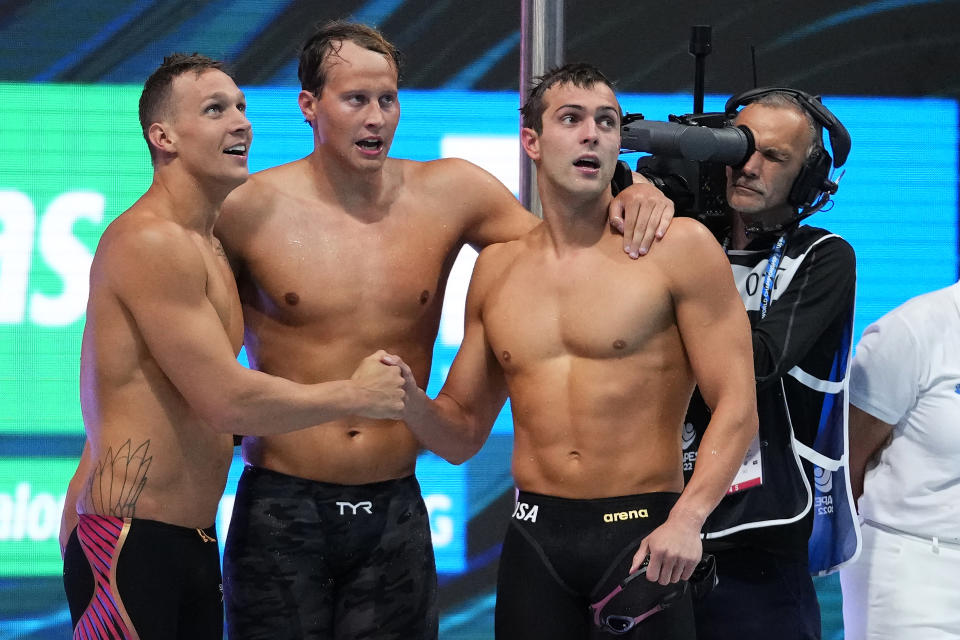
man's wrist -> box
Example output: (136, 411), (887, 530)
(668, 501), (708, 531)
(401, 386), (430, 425)
(339, 379), (372, 415)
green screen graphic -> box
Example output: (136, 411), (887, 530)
(0, 458), (75, 576)
(0, 83), (151, 435)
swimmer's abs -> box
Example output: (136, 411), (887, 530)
(242, 420), (421, 484)
(512, 446), (685, 500)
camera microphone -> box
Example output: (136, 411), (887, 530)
(621, 120), (755, 167)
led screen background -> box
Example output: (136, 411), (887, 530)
(0, 81), (957, 638)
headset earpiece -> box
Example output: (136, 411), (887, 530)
(788, 146), (834, 209)
(725, 87), (850, 215)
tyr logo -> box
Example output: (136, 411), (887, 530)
(336, 501), (373, 515)
(512, 501), (539, 523)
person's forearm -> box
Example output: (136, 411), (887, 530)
(673, 401), (759, 525)
(205, 373), (375, 436)
(403, 389), (493, 465)
(849, 458), (866, 506)
(847, 405), (895, 506)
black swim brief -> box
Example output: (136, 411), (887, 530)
(223, 465), (438, 640)
(495, 491), (696, 640)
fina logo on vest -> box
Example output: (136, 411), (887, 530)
(682, 422), (697, 471)
(813, 467), (834, 516)
(814, 467), (833, 493)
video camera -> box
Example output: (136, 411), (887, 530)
(616, 26), (750, 235)
(623, 113), (754, 223)
(617, 26), (850, 237)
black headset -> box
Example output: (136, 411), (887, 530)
(724, 87), (851, 213)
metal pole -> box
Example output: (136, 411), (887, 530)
(690, 25), (712, 115)
(520, 0), (563, 216)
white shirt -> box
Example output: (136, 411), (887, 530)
(850, 281), (960, 541)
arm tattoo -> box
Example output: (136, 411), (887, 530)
(86, 440), (153, 518)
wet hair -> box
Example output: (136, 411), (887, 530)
(521, 63), (620, 134)
(298, 20), (402, 96)
(139, 53), (226, 163)
(742, 91), (823, 159)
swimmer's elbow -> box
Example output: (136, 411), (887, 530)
(748, 405), (759, 430)
(178, 368), (258, 434)
(199, 392), (254, 435)
(422, 396), (490, 465)
(426, 434), (478, 466)
(739, 395), (760, 431)
(709, 394), (759, 440)
(443, 442), (481, 466)
(442, 452), (470, 466)
(458, 423), (493, 464)
(733, 404), (759, 441)
(205, 409), (246, 435)
(430, 424), (487, 466)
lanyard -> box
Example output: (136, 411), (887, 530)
(759, 235), (786, 319)
(724, 234), (787, 319)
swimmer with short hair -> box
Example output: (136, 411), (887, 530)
(216, 20), (679, 640)
(400, 63), (759, 639)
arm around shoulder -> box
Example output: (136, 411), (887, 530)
(425, 158), (540, 250)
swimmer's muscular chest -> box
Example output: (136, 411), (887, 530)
(483, 256), (675, 367)
(236, 207), (460, 329)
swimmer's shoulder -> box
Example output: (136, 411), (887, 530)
(93, 200), (207, 296)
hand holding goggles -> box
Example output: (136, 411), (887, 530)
(589, 553), (717, 635)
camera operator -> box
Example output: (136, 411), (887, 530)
(682, 89), (857, 640)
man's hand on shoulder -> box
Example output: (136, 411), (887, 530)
(608, 175), (675, 259)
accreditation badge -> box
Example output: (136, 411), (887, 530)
(726, 433), (763, 494)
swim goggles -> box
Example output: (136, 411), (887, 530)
(589, 553), (717, 635)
